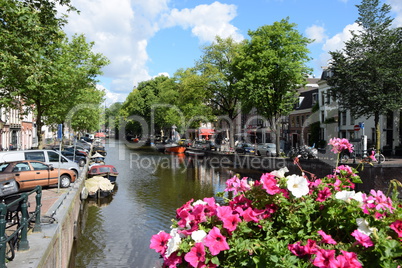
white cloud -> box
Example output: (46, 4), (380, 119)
(160, 1), (243, 43)
(59, 0), (242, 105)
(314, 23), (360, 71)
(305, 24), (327, 44)
(388, 0), (402, 27)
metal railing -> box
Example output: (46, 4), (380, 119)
(0, 186), (42, 268)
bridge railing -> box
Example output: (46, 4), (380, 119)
(0, 186), (42, 268)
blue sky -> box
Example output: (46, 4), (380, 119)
(58, 0), (402, 106)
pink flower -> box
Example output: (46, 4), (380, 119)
(288, 239), (318, 257)
(328, 138), (354, 154)
(241, 207), (261, 223)
(225, 176), (250, 195)
(312, 249), (336, 268)
(216, 204), (241, 231)
(317, 230), (337, 245)
(351, 230), (374, 248)
(339, 250), (362, 267)
(260, 173), (281, 195)
(163, 252), (183, 268)
(390, 220), (402, 239)
(204, 227), (230, 255)
(184, 243), (206, 268)
(316, 187), (332, 202)
(369, 150), (377, 162)
(150, 231), (171, 255)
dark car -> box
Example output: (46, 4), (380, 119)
(192, 140), (216, 150)
(60, 151), (87, 167)
(0, 160), (76, 196)
(235, 143), (256, 154)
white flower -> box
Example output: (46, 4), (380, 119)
(356, 218), (375, 236)
(165, 228), (181, 257)
(191, 230), (207, 243)
(286, 174), (309, 198)
(335, 191), (364, 205)
(335, 190), (356, 201)
(192, 199), (207, 206)
(270, 167), (289, 178)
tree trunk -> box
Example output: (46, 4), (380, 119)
(36, 109), (44, 149)
(374, 112), (381, 153)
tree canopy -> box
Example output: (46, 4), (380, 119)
(0, 0), (109, 144)
(327, 0), (402, 151)
(235, 18), (312, 152)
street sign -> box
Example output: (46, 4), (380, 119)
(354, 125), (360, 131)
(359, 122), (364, 129)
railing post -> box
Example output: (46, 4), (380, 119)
(33, 186), (42, 233)
(0, 203), (7, 268)
(18, 193), (29, 251)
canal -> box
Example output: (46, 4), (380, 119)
(69, 139), (249, 267)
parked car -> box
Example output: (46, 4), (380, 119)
(257, 143), (277, 157)
(60, 151), (87, 167)
(0, 149), (81, 177)
(235, 143), (255, 154)
(192, 140), (216, 150)
(0, 160), (77, 196)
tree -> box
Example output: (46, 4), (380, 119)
(195, 36), (246, 147)
(0, 1), (109, 146)
(235, 18), (312, 154)
(327, 0), (402, 152)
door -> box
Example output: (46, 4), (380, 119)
(29, 162), (54, 186)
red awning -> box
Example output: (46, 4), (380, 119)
(199, 129), (214, 135)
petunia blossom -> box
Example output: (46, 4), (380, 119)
(390, 220), (402, 239)
(317, 230), (337, 245)
(260, 173), (281, 195)
(191, 230), (207, 243)
(150, 231), (171, 255)
(356, 218), (375, 236)
(312, 249), (336, 268)
(286, 174), (309, 198)
(184, 243), (206, 268)
(316, 187), (332, 202)
(351, 230), (374, 248)
(204, 227), (230, 255)
(166, 228), (182, 257)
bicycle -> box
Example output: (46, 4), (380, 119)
(363, 149), (385, 163)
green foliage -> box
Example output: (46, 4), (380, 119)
(0, 0), (109, 143)
(327, 0), (402, 151)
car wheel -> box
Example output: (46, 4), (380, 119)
(78, 158), (86, 167)
(60, 175), (71, 188)
(257, 150), (261, 156)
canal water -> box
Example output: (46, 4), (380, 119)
(69, 140), (248, 267)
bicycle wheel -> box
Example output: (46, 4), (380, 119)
(5, 233), (18, 261)
(375, 153), (385, 163)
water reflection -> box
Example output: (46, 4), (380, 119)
(70, 141), (248, 267)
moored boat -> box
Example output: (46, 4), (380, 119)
(165, 144), (186, 153)
(88, 164), (119, 183)
(84, 176), (115, 198)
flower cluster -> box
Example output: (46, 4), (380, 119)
(150, 139), (402, 267)
(328, 137), (354, 154)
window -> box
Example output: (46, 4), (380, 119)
(0, 163), (9, 172)
(321, 111), (325, 123)
(25, 152), (45, 162)
(342, 111), (347, 126)
(12, 163), (30, 172)
(31, 162), (49, 170)
(350, 114), (355, 125)
(48, 151), (66, 162)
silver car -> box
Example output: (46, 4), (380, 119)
(256, 143), (277, 156)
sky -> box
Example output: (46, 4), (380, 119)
(58, 0), (402, 106)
